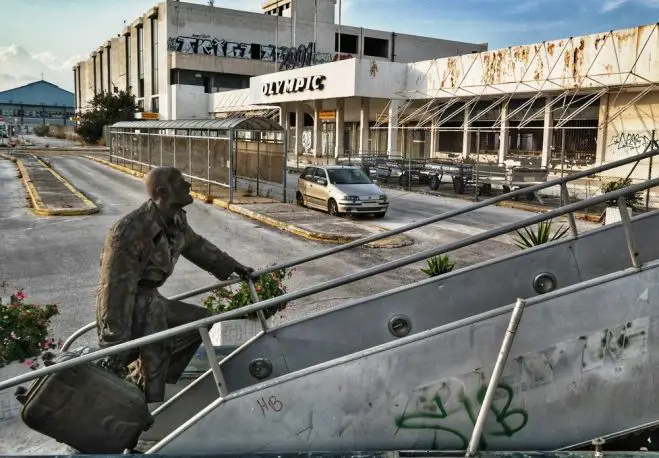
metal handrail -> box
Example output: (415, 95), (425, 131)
(2, 174), (659, 393)
(60, 147), (659, 351)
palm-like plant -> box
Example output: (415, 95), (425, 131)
(512, 220), (569, 250)
(421, 255), (456, 277)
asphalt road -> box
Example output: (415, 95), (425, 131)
(1, 154), (602, 341)
(0, 155), (599, 454)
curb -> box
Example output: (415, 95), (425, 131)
(13, 155), (98, 216)
(494, 200), (604, 223)
(85, 156), (414, 248)
(0, 152), (17, 163)
(82, 155), (213, 203)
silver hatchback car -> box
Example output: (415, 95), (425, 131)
(296, 165), (389, 218)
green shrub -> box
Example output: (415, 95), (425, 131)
(204, 268), (293, 321)
(512, 220), (569, 250)
(32, 125), (49, 137)
(600, 178), (642, 208)
(421, 255), (455, 277)
(0, 282), (61, 370)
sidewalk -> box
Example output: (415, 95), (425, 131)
(1, 152), (98, 216)
(85, 156), (413, 249)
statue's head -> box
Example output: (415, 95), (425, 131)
(145, 166), (194, 211)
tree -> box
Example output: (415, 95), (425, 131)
(76, 90), (137, 144)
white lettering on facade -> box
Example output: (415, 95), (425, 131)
(261, 75), (327, 97)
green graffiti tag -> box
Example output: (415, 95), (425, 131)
(394, 382), (528, 450)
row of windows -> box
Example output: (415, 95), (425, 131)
(0, 109), (73, 118)
(170, 69), (250, 93)
(335, 33), (389, 59)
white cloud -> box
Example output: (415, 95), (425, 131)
(602, 0), (629, 11)
(602, 0), (659, 11)
(0, 45), (78, 92)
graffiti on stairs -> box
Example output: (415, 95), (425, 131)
(394, 376), (528, 450)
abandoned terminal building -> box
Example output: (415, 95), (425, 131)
(72, 0), (486, 118)
(74, 1), (658, 182)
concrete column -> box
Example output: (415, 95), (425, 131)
(541, 96), (553, 168)
(462, 106), (471, 159)
(294, 103), (302, 158)
(359, 97), (370, 155)
(335, 99), (345, 159)
(387, 99), (400, 158)
(313, 99), (322, 158)
(430, 117), (440, 158)
(498, 102), (510, 165)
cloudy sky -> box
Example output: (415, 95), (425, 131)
(0, 0), (657, 92)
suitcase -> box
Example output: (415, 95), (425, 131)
(15, 347), (154, 454)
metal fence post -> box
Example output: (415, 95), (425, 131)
(257, 131), (261, 198)
(283, 130), (288, 203)
(147, 129), (151, 170)
(229, 130), (234, 204)
(645, 130), (657, 212)
(160, 133), (163, 166)
(109, 128), (114, 161)
(207, 136), (211, 196)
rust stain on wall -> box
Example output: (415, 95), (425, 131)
(547, 43), (556, 56)
(482, 50), (508, 85)
(594, 34), (607, 50)
(533, 45), (544, 81)
(441, 56), (460, 89)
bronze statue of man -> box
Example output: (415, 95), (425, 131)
(95, 166), (253, 404)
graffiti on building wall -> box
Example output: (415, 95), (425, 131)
(608, 131), (656, 157)
(167, 34), (337, 70)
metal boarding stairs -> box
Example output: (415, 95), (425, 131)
(3, 149), (659, 455)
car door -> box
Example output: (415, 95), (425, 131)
(298, 167), (315, 203)
(308, 168), (330, 208)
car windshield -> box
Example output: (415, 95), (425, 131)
(327, 168), (372, 185)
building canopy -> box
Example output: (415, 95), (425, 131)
(111, 116), (283, 132)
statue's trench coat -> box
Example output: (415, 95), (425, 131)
(95, 199), (239, 401)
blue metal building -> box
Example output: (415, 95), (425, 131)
(0, 80), (75, 129)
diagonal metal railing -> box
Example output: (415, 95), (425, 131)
(1, 148), (659, 398)
(59, 146), (659, 351)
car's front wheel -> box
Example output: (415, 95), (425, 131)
(328, 198), (341, 217)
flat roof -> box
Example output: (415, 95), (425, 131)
(111, 116), (283, 131)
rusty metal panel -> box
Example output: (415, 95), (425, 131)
(406, 24), (659, 99)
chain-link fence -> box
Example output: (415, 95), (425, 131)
(109, 125), (287, 204)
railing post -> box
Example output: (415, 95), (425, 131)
(197, 327), (227, 397)
(246, 278), (269, 331)
(560, 183), (579, 237)
(466, 297), (526, 457)
(617, 196), (640, 268)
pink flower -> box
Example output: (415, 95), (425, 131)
(15, 291), (26, 301)
(23, 359), (33, 368)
